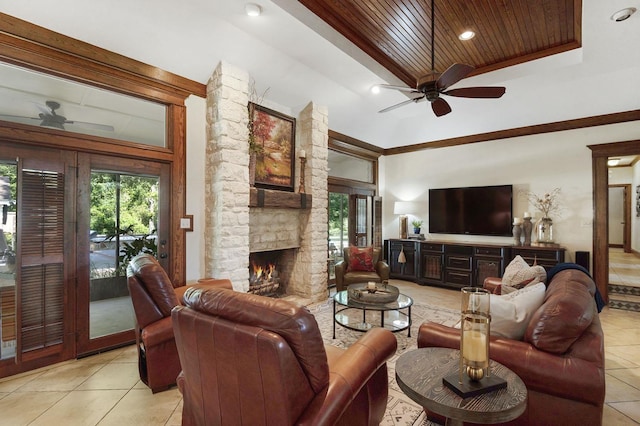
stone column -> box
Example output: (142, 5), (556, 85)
(289, 102), (329, 301)
(204, 61), (250, 291)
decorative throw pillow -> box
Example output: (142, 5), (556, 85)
(489, 282), (546, 340)
(347, 246), (375, 272)
(501, 255), (547, 294)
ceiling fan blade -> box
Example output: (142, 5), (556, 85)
(65, 120), (115, 132)
(376, 84), (420, 94)
(34, 103), (53, 116)
(436, 63), (475, 91)
(378, 96), (425, 113)
(0, 114), (41, 121)
(431, 98), (452, 117)
(443, 86), (506, 98)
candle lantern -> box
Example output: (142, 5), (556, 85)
(443, 287), (506, 397)
(460, 287), (490, 381)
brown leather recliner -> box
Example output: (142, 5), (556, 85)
(334, 246), (390, 292)
(417, 266), (605, 425)
(172, 286), (397, 425)
(127, 254), (232, 393)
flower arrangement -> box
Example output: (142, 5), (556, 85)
(411, 219), (423, 228)
(526, 188), (561, 218)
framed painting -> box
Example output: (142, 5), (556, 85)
(250, 103), (296, 191)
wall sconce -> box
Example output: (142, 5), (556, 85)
(394, 201), (413, 239)
(444, 287), (506, 397)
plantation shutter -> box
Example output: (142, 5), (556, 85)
(20, 169), (65, 353)
(373, 196), (382, 249)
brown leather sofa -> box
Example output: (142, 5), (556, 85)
(334, 247), (390, 292)
(127, 254), (232, 393)
(172, 286), (397, 425)
(417, 267), (605, 425)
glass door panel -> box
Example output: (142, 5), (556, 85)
(89, 172), (159, 339)
(77, 153), (169, 356)
(0, 163), (16, 361)
(354, 195), (370, 246)
(328, 192), (349, 284)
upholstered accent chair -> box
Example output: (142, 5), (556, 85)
(172, 287), (397, 425)
(127, 254), (231, 393)
(334, 246), (390, 292)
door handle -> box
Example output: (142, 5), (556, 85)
(159, 253), (168, 259)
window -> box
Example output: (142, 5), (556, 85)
(0, 62), (167, 147)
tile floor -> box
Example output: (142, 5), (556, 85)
(0, 279), (638, 425)
(609, 248), (640, 312)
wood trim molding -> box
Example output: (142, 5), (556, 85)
(0, 12), (206, 100)
(249, 188), (312, 209)
(589, 139), (640, 305)
(385, 109), (640, 155)
(329, 130), (384, 159)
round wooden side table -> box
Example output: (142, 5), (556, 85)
(395, 347), (527, 425)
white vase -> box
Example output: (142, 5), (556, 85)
(535, 217), (553, 243)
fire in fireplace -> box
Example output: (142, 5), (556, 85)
(249, 250), (284, 296)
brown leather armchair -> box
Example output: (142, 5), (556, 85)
(417, 267), (605, 425)
(127, 254), (232, 393)
(334, 246), (390, 292)
(172, 286), (397, 425)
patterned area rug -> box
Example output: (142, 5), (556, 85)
(308, 299), (460, 426)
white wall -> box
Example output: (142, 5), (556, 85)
(381, 121), (640, 263)
(609, 166), (632, 185)
(184, 95), (207, 282)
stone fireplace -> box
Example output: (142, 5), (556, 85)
(203, 61), (329, 303)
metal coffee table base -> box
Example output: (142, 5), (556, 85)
(332, 287), (413, 338)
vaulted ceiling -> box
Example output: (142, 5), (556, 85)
(299, 0), (581, 87)
(0, 0), (638, 150)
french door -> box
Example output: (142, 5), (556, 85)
(0, 143), (76, 377)
(327, 188), (381, 286)
(76, 153), (170, 356)
(0, 143), (171, 377)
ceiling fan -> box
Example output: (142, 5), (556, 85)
(377, 0), (506, 117)
(0, 100), (114, 131)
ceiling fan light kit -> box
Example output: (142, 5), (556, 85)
(377, 0), (505, 117)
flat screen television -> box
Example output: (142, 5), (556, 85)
(428, 184), (513, 236)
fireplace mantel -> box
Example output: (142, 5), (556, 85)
(249, 187), (312, 209)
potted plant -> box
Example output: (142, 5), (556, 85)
(4, 249), (15, 273)
(411, 219), (423, 234)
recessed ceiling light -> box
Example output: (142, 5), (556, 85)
(245, 3), (262, 17)
(371, 85), (381, 94)
(458, 30), (475, 41)
(610, 7), (636, 22)
(608, 158), (621, 166)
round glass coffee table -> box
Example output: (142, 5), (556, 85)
(333, 283), (413, 338)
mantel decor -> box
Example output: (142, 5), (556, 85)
(250, 102), (296, 191)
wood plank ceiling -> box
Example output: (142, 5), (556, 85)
(298, 0), (582, 87)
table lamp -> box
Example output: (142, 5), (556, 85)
(394, 201), (412, 239)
